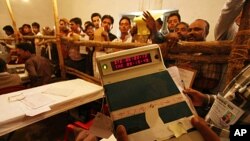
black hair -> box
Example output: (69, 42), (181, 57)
(22, 24), (31, 29)
(70, 17), (85, 32)
(175, 22), (189, 29)
(119, 16), (131, 25)
(101, 15), (114, 24)
(16, 42), (33, 53)
(0, 58), (7, 72)
(85, 22), (95, 30)
(91, 13), (101, 21)
(32, 22), (40, 28)
(84, 21), (92, 26)
(167, 12), (181, 22)
(70, 17), (82, 26)
(156, 18), (163, 26)
(3, 25), (14, 34)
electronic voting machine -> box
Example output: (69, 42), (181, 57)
(96, 44), (204, 141)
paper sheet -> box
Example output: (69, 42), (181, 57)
(100, 134), (116, 141)
(167, 66), (183, 91)
(206, 95), (244, 128)
(42, 86), (74, 97)
(21, 93), (54, 109)
(90, 112), (113, 138)
(19, 104), (51, 116)
(178, 67), (196, 88)
(168, 122), (187, 138)
(17, 93), (54, 116)
(145, 108), (169, 140)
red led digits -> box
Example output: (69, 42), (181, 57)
(110, 53), (152, 71)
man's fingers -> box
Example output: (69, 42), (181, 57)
(146, 11), (152, 17)
(116, 125), (129, 141)
(191, 116), (220, 141)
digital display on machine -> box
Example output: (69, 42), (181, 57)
(110, 53), (152, 71)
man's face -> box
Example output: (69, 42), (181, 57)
(167, 16), (180, 32)
(101, 18), (112, 32)
(119, 19), (131, 34)
(23, 26), (31, 34)
(59, 21), (67, 30)
(92, 16), (101, 29)
(187, 20), (207, 41)
(86, 25), (94, 39)
(68, 48), (81, 61)
(175, 23), (188, 41)
(70, 22), (79, 33)
(16, 48), (28, 60)
(32, 26), (39, 34)
(4, 30), (12, 36)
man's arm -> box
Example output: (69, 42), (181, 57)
(25, 60), (39, 84)
(142, 11), (166, 43)
(214, 0), (245, 40)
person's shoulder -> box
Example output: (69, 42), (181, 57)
(109, 33), (117, 41)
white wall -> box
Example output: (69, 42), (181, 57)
(0, 0), (226, 40)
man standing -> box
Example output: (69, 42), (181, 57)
(165, 13), (181, 33)
(113, 16), (132, 43)
(187, 19), (222, 94)
(91, 13), (102, 30)
(99, 14), (117, 42)
(187, 19), (210, 41)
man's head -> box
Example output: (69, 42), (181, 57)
(70, 17), (82, 33)
(31, 22), (40, 34)
(3, 25), (14, 36)
(101, 15), (114, 32)
(22, 24), (32, 35)
(156, 18), (163, 31)
(187, 19), (209, 41)
(91, 13), (101, 29)
(167, 13), (181, 32)
(0, 58), (7, 73)
(85, 22), (95, 40)
(16, 42), (33, 60)
(174, 22), (189, 41)
(59, 18), (69, 30)
(68, 46), (82, 61)
(119, 16), (131, 34)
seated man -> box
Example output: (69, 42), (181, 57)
(0, 57), (22, 90)
(16, 42), (52, 87)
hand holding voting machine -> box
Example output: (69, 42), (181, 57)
(96, 45), (203, 140)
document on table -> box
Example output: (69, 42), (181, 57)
(20, 93), (54, 116)
(42, 86), (74, 97)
